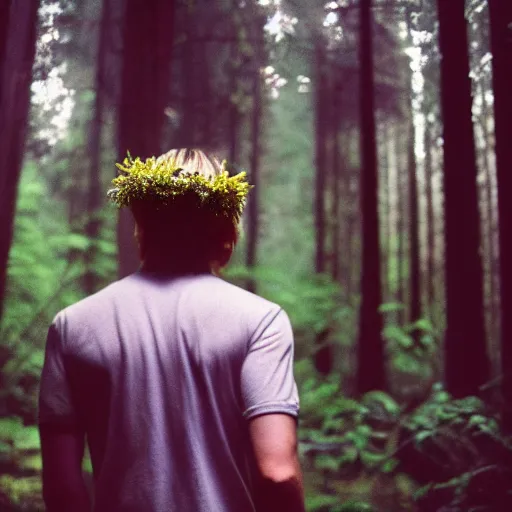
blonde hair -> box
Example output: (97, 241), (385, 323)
(132, 148), (240, 270)
(156, 148), (223, 180)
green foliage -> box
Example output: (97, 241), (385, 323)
(225, 265), (352, 358)
(298, 374), (401, 480)
(396, 385), (512, 510)
(381, 313), (439, 387)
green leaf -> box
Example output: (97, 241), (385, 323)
(14, 426), (40, 451)
(315, 454), (339, 471)
(361, 391), (400, 416)
(408, 318), (435, 333)
(306, 494), (340, 511)
(383, 325), (414, 348)
(0, 417), (23, 443)
(381, 458), (399, 473)
(360, 450), (389, 468)
(378, 302), (405, 313)
(414, 430), (433, 445)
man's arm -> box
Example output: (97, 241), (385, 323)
(39, 424), (91, 512)
(249, 413), (305, 512)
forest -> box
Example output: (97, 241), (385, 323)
(0, 0), (511, 510)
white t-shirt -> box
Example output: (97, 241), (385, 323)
(39, 270), (299, 511)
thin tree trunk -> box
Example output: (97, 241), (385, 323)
(396, 124), (406, 323)
(478, 81), (497, 347)
(406, 9), (421, 332)
(331, 73), (342, 283)
(0, 0), (40, 321)
(385, 124), (397, 318)
(245, 18), (264, 294)
(84, 0), (110, 295)
(488, 0), (512, 432)
(0, 1), (11, 103)
(380, 123), (390, 303)
(116, 0), (176, 278)
(228, 11), (240, 168)
(356, 0), (386, 394)
(342, 132), (355, 299)
(424, 117), (435, 314)
(314, 40), (327, 275)
(437, 0), (490, 397)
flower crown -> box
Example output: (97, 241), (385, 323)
(107, 154), (252, 223)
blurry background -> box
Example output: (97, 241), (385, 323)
(0, 0), (511, 510)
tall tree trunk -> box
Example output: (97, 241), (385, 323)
(424, 117), (435, 314)
(312, 40), (334, 376)
(84, 0), (110, 295)
(396, 124), (407, 324)
(406, 9), (421, 333)
(228, 10), (240, 168)
(437, 0), (489, 397)
(0, 0), (40, 321)
(245, 17), (264, 294)
(380, 123), (390, 304)
(314, 40), (328, 276)
(179, 6), (197, 147)
(356, 0), (386, 394)
(0, 1), (11, 103)
(385, 124), (397, 317)
(330, 73), (342, 283)
(116, 0), (176, 278)
(478, 81), (497, 348)
(488, 0), (512, 432)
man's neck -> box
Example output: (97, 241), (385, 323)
(140, 256), (212, 276)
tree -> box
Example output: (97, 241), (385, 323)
(405, 8), (421, 336)
(116, 0), (176, 277)
(0, 1), (11, 103)
(84, 0), (110, 294)
(245, 13), (265, 294)
(488, 0), (512, 431)
(436, 0), (489, 397)
(0, 0), (40, 321)
(314, 39), (328, 277)
(356, 0), (387, 393)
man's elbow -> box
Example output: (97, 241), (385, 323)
(259, 458), (301, 483)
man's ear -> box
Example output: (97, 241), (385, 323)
(212, 241), (234, 275)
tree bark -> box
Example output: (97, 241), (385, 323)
(488, 0), (512, 431)
(0, 0), (11, 103)
(314, 40), (328, 276)
(380, 123), (390, 304)
(228, 11), (240, 168)
(245, 15), (264, 294)
(424, 117), (435, 313)
(405, 9), (421, 333)
(478, 81), (497, 348)
(356, 0), (386, 394)
(84, 0), (110, 295)
(116, 0), (176, 278)
(396, 123), (407, 324)
(437, 0), (490, 397)
(330, 72), (342, 283)
(0, 0), (40, 321)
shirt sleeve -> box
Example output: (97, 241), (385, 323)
(241, 308), (299, 420)
(38, 316), (78, 428)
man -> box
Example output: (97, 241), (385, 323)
(38, 149), (305, 511)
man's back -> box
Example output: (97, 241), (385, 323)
(39, 270), (299, 511)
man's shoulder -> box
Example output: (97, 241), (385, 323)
(195, 275), (281, 315)
(53, 275), (137, 326)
